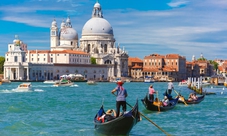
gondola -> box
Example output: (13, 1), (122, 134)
(141, 94), (179, 111)
(94, 100), (140, 135)
(178, 94), (205, 104)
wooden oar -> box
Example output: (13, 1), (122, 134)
(174, 90), (188, 106)
(112, 93), (172, 136)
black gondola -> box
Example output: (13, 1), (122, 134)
(94, 100), (140, 135)
(141, 94), (179, 111)
(178, 94), (205, 104)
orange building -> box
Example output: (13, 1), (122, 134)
(143, 54), (186, 81)
(128, 57), (143, 78)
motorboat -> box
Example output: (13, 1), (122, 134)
(53, 79), (74, 87)
(87, 80), (97, 85)
(17, 82), (32, 91)
(43, 80), (58, 84)
(144, 76), (155, 83)
(178, 80), (188, 86)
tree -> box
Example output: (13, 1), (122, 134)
(197, 57), (206, 61)
(0, 56), (5, 74)
(209, 60), (218, 71)
(90, 57), (96, 64)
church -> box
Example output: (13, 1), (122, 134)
(3, 2), (129, 81)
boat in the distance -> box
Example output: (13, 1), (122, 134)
(94, 100), (140, 135)
(144, 76), (155, 83)
(87, 80), (97, 85)
(53, 79), (74, 87)
(141, 94), (179, 111)
(43, 80), (58, 84)
(178, 93), (205, 104)
(17, 82), (32, 91)
(178, 80), (188, 86)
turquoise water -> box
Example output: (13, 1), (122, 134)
(0, 82), (226, 136)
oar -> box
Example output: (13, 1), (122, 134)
(112, 93), (172, 136)
(156, 91), (161, 112)
(174, 90), (188, 106)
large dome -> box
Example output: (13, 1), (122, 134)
(60, 27), (78, 40)
(82, 18), (113, 36)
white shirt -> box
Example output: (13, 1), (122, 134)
(168, 82), (174, 89)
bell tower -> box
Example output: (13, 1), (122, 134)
(50, 19), (58, 50)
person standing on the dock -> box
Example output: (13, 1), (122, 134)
(111, 80), (128, 117)
(167, 81), (174, 95)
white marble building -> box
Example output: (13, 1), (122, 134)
(3, 2), (128, 81)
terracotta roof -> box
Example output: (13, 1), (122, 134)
(128, 57), (143, 62)
(144, 54), (165, 59)
(162, 66), (177, 72)
(165, 54), (185, 59)
(218, 66), (223, 71)
(132, 65), (143, 69)
(143, 68), (159, 72)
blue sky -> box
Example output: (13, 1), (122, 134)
(0, 0), (227, 61)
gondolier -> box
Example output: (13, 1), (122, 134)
(167, 81), (174, 95)
(111, 80), (128, 117)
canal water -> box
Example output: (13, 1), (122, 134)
(0, 82), (226, 136)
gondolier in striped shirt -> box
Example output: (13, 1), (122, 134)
(111, 80), (128, 117)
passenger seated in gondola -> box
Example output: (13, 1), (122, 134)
(97, 109), (116, 123)
(162, 96), (169, 106)
(188, 93), (198, 101)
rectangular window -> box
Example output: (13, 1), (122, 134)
(51, 58), (53, 62)
(22, 57), (25, 62)
(44, 58), (46, 61)
(14, 56), (18, 62)
(51, 31), (55, 36)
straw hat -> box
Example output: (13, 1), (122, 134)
(106, 109), (113, 115)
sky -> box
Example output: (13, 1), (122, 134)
(0, 0), (227, 61)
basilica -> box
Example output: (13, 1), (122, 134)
(3, 2), (129, 81)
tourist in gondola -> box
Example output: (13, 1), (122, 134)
(188, 93), (198, 101)
(148, 84), (156, 102)
(162, 96), (169, 106)
(111, 80), (128, 117)
(97, 109), (116, 123)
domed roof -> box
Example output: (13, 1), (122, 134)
(51, 19), (57, 27)
(60, 27), (78, 40)
(94, 2), (101, 8)
(82, 18), (113, 35)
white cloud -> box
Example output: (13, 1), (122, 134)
(2, 16), (50, 27)
(167, 0), (189, 8)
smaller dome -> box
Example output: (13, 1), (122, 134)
(52, 19), (57, 27)
(61, 21), (65, 28)
(94, 2), (101, 8)
(60, 28), (78, 40)
(66, 17), (70, 23)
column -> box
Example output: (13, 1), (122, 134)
(27, 67), (29, 80)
